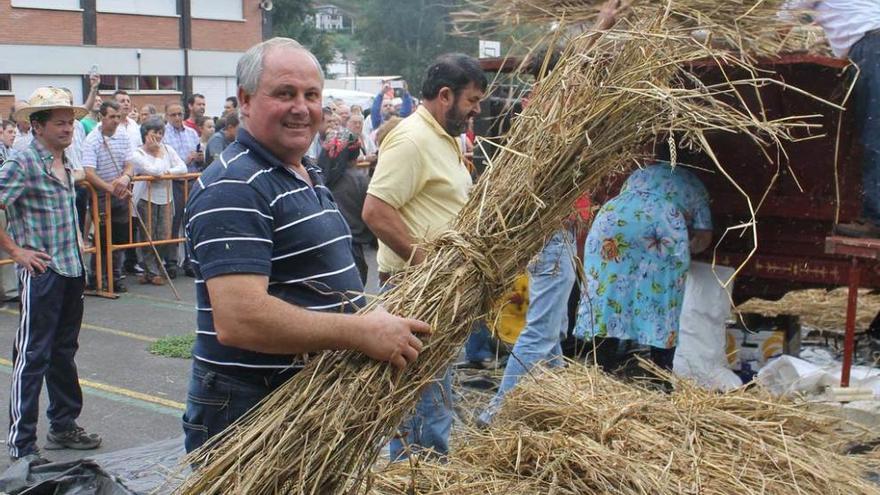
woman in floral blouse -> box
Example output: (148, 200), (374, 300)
(574, 160), (712, 370)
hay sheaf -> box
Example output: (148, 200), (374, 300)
(738, 288), (880, 335)
(372, 364), (880, 495)
(174, 2), (836, 493)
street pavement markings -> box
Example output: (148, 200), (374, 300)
(0, 358), (185, 416)
(118, 293), (195, 312)
(0, 308), (157, 343)
(0, 308), (188, 416)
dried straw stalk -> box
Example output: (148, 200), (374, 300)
(175, 2), (829, 493)
(738, 288), (880, 334)
(453, 0), (817, 55)
(371, 363), (880, 495)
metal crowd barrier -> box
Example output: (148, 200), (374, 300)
(102, 172), (200, 297)
(0, 182), (106, 295)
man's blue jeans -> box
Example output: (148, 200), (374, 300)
(479, 230), (576, 423)
(182, 359), (293, 453)
(464, 320), (494, 362)
(388, 367), (453, 460)
(380, 284), (453, 460)
(851, 32), (880, 224)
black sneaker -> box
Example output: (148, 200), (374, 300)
(113, 280), (128, 293)
(10, 450), (51, 466)
(45, 426), (102, 450)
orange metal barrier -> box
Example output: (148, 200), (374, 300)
(102, 173), (200, 296)
(0, 182), (105, 295)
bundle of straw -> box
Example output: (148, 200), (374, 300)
(453, 0), (819, 56)
(738, 288), (880, 334)
(175, 2), (831, 493)
(370, 363), (880, 495)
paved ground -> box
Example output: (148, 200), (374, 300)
(0, 247), (382, 471)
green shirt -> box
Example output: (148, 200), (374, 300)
(80, 117), (98, 135)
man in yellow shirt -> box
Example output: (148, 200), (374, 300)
(363, 53), (486, 459)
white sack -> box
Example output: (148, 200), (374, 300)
(674, 262), (743, 391)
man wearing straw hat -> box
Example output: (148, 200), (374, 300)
(181, 37), (432, 453)
(0, 87), (102, 465)
(362, 53), (487, 459)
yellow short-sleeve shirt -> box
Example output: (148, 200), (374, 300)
(367, 106), (473, 273)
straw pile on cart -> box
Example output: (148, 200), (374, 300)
(174, 1), (859, 494)
(738, 288), (880, 334)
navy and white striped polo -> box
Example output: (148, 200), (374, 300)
(184, 128), (365, 370)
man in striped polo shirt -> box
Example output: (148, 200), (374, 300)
(163, 101), (202, 278)
(1, 87), (101, 465)
(82, 100), (135, 292)
(181, 37), (432, 453)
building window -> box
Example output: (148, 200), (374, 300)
(96, 0), (177, 17)
(116, 75), (137, 90)
(11, 0), (81, 10)
(0, 75), (11, 93)
(138, 76), (157, 91)
(99, 75), (179, 92)
(191, 0), (243, 21)
(158, 76), (178, 91)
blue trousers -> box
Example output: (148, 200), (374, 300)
(852, 31), (880, 223)
(464, 320), (494, 362)
(182, 359), (295, 453)
(388, 367), (453, 460)
(7, 269), (85, 458)
(480, 230), (576, 423)
(380, 284), (453, 460)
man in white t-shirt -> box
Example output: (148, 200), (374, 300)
(111, 90), (142, 153)
(785, 1), (880, 236)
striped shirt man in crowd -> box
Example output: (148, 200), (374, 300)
(163, 102), (202, 278)
(82, 99), (135, 291)
(0, 87), (101, 465)
(181, 37), (431, 453)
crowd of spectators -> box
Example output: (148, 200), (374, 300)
(0, 74), (478, 297)
(0, 80), (248, 295)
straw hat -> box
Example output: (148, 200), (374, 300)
(13, 87), (88, 122)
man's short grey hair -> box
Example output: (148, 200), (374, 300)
(237, 37), (324, 95)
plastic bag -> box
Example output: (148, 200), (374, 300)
(673, 262), (743, 391)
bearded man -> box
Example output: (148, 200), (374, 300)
(362, 53), (487, 460)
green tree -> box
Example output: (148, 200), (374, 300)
(355, 0), (477, 94)
(330, 32), (363, 66)
(270, 0), (335, 74)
